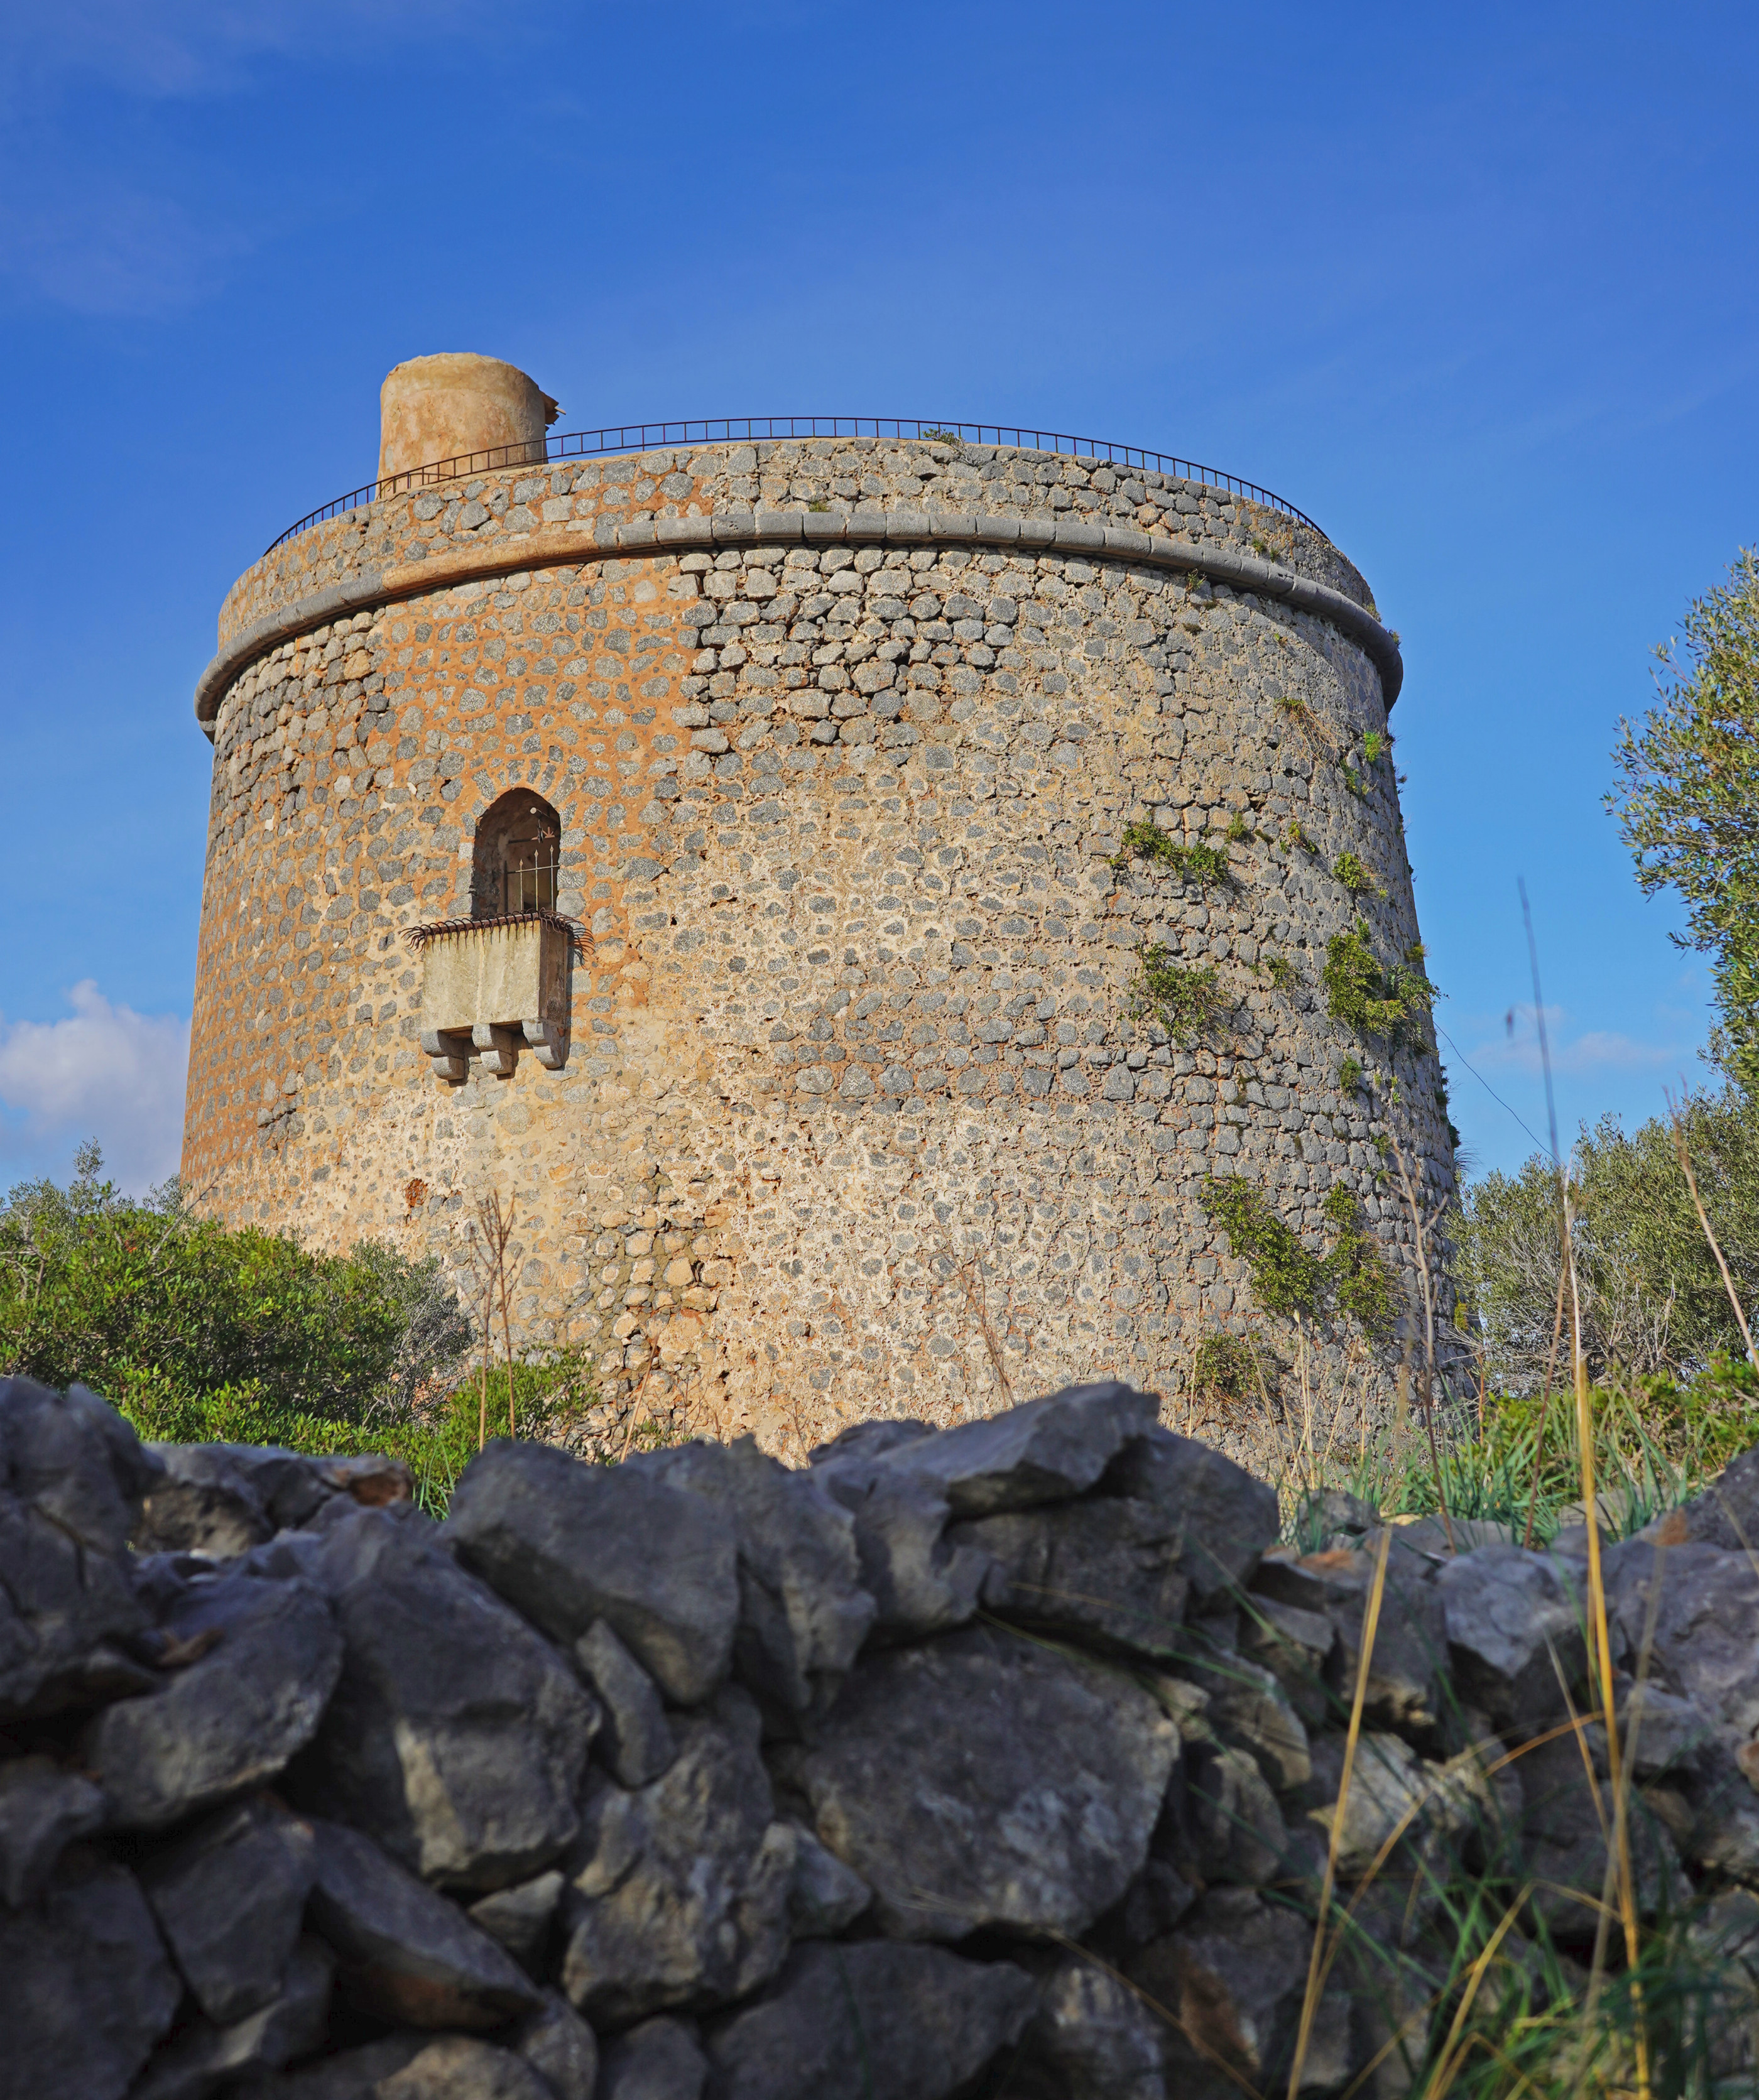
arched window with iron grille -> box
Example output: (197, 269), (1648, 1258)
(471, 790), (560, 918)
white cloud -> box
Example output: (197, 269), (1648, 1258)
(0, 0), (487, 317)
(1459, 1001), (1693, 1082)
(1, 180), (247, 318)
(1473, 1029), (1687, 1080)
(1, 1), (477, 105)
(0, 982), (190, 1194)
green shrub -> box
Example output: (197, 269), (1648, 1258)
(1331, 849), (1384, 898)
(0, 1151), (602, 1514)
(1322, 919), (1434, 1046)
(0, 1150), (469, 1424)
(1201, 1174), (1398, 1339)
(118, 1348), (599, 1516)
(1130, 947), (1229, 1044)
(1114, 819), (1231, 889)
(1191, 1330), (1272, 1406)
(1321, 1184), (1398, 1339)
(1457, 1082), (1759, 1388)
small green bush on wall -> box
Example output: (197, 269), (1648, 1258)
(1130, 947), (1231, 1044)
(1322, 919), (1435, 1047)
(1201, 1172), (1400, 1341)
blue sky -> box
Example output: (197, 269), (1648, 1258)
(1, 1), (1755, 1191)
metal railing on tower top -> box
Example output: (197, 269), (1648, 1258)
(263, 416), (1327, 557)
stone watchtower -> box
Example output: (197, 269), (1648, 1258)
(182, 354), (1455, 1457)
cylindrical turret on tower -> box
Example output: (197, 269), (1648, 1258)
(377, 352), (559, 484)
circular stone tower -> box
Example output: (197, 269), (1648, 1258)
(182, 360), (1456, 1459)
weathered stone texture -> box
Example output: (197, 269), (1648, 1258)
(183, 439), (1452, 1457)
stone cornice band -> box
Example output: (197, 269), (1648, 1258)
(194, 508), (1404, 737)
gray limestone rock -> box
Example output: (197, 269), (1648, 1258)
(558, 1711), (795, 2026)
(869, 1380), (1161, 1515)
(1305, 1732), (1496, 1884)
(1661, 1735), (1759, 1882)
(0, 1849), (180, 2100)
(1186, 1655), (1311, 1791)
(598, 2017), (707, 2100)
(1395, 1514), (1516, 1557)
(1293, 1485), (1380, 1545)
(1606, 1540), (1759, 1741)
(1185, 1743), (1288, 1886)
(513, 1990), (599, 2100)
(1, 1376), (163, 1547)
(0, 1752), (106, 1905)
(703, 1940), (1035, 2100)
(136, 1442), (332, 1557)
(795, 1620), (1179, 1940)
(1129, 1886), (1353, 2100)
(630, 1437), (876, 1717)
(276, 1503), (596, 1890)
(952, 1493), (1190, 1660)
(786, 1822), (871, 1937)
(307, 1451), (414, 1508)
(1104, 1425), (1280, 1604)
(573, 1618), (676, 1787)
(1238, 1588), (1336, 1725)
(0, 1376), (162, 1718)
(1256, 1540), (1446, 1743)
(807, 1449), (990, 1636)
(1105, 1857), (1197, 1953)
(1437, 1543), (1589, 1730)
(467, 1869), (565, 1973)
(305, 1817), (543, 2030)
(1028, 1953), (1167, 2100)
(129, 1936), (332, 2100)
(1616, 1680), (1718, 1778)
(1518, 1734), (1687, 1940)
(82, 1565), (342, 1830)
(140, 1795), (317, 2023)
(1642, 1443), (1759, 1552)
(807, 1419), (932, 1466)
(237, 2034), (555, 2100)
(444, 1439), (739, 1704)
(227, 2037), (417, 2100)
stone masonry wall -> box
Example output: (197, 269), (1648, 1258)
(183, 441), (1451, 1462)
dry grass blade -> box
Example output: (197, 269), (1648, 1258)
(1566, 1207), (1651, 2100)
(1522, 1257), (1571, 1550)
(1384, 1122), (1456, 1552)
(1287, 1525), (1393, 2100)
(1669, 1093), (1758, 1369)
(1422, 1889), (1535, 2100)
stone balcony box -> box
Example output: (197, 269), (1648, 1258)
(415, 914), (572, 1082)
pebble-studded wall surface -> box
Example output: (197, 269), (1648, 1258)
(183, 438), (1452, 1461)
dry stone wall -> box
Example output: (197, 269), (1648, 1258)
(183, 440), (1451, 1460)
(14, 1376), (1759, 2099)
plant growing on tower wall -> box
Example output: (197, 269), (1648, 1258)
(1112, 819), (1232, 889)
(1322, 920), (1435, 1048)
(1200, 1174), (1398, 1340)
(1129, 947), (1231, 1045)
